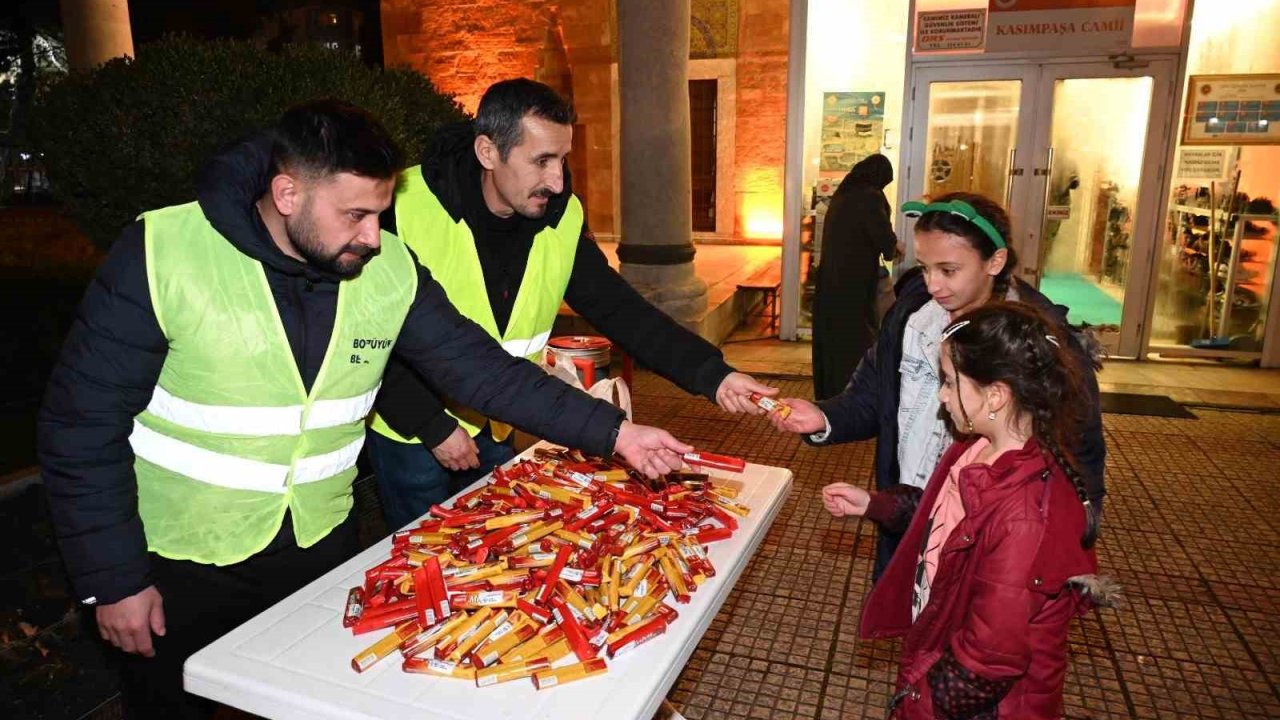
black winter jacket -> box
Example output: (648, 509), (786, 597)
(374, 122), (733, 446)
(37, 135), (625, 606)
(812, 267), (1106, 573)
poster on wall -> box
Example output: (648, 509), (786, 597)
(1182, 75), (1280, 146)
(819, 91), (885, 173)
(985, 0), (1135, 54)
(916, 9), (987, 52)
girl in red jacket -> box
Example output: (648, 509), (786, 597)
(824, 302), (1115, 719)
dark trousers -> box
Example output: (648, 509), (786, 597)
(114, 512), (358, 719)
(366, 427), (516, 530)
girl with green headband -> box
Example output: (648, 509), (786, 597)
(767, 191), (1106, 581)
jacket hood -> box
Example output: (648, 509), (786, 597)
(837, 153), (893, 193)
(418, 120), (573, 229)
(195, 132), (339, 282)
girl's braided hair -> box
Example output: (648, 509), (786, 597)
(943, 301), (1098, 548)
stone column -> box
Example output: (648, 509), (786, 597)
(617, 0), (707, 323)
(60, 0), (134, 71)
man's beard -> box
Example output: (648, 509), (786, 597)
(517, 187), (554, 219)
(286, 203), (372, 279)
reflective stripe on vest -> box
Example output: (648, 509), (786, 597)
(130, 422), (365, 491)
(368, 166), (579, 444)
(134, 201), (417, 564)
(143, 384), (381, 437)
(500, 330), (553, 359)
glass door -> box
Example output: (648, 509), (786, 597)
(1021, 60), (1176, 357)
(905, 60), (1175, 357)
(904, 65), (1040, 262)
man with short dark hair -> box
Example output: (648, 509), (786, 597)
(38, 98), (691, 718)
(367, 78), (777, 529)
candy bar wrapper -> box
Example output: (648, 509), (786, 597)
(475, 658), (550, 688)
(502, 625), (564, 665)
(402, 656), (476, 681)
(749, 391), (792, 419)
(516, 597), (553, 626)
(535, 544), (573, 604)
(606, 615), (668, 659)
(532, 658), (609, 690)
(550, 596), (597, 662)
(450, 589), (520, 609)
(470, 620), (536, 668)
(681, 450), (746, 473)
(447, 609), (509, 662)
(400, 612), (469, 658)
(432, 606), (494, 659)
(351, 621), (419, 673)
(341, 586), (364, 628)
(351, 600), (417, 635)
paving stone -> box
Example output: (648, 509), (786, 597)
(1114, 654), (1280, 719)
(699, 589), (842, 667)
(1094, 527), (1202, 584)
(1223, 607), (1280, 687)
(1108, 596), (1259, 670)
(737, 544), (853, 603)
(668, 649), (825, 720)
(1062, 636), (1131, 719)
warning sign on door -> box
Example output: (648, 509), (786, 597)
(916, 9), (987, 52)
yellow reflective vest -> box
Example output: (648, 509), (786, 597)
(132, 201), (417, 564)
(368, 165), (580, 444)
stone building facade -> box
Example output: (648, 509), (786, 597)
(380, 0), (789, 245)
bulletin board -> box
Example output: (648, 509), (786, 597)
(1182, 74), (1280, 146)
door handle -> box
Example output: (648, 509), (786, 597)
(1038, 146), (1056, 227)
(1036, 147), (1056, 178)
(1004, 147), (1019, 208)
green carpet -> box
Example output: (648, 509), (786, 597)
(1040, 271), (1123, 326)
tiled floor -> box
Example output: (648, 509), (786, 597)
(621, 372), (1280, 720)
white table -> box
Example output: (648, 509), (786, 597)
(185, 447), (792, 720)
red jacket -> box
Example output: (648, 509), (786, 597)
(859, 438), (1102, 719)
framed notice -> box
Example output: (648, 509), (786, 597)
(819, 91), (886, 172)
(1182, 74), (1280, 146)
(916, 9), (987, 51)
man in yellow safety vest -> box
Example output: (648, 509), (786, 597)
(368, 79), (777, 529)
(38, 99), (691, 718)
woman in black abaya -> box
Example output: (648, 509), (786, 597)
(812, 154), (897, 400)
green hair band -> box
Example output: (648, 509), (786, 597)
(902, 199), (1006, 250)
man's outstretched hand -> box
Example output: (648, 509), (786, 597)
(715, 372), (779, 414)
(612, 420), (693, 478)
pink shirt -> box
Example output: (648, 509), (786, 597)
(911, 438), (991, 622)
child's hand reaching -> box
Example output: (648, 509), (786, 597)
(767, 398), (827, 434)
(822, 482), (870, 518)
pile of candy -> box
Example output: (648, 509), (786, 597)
(345, 445), (750, 690)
